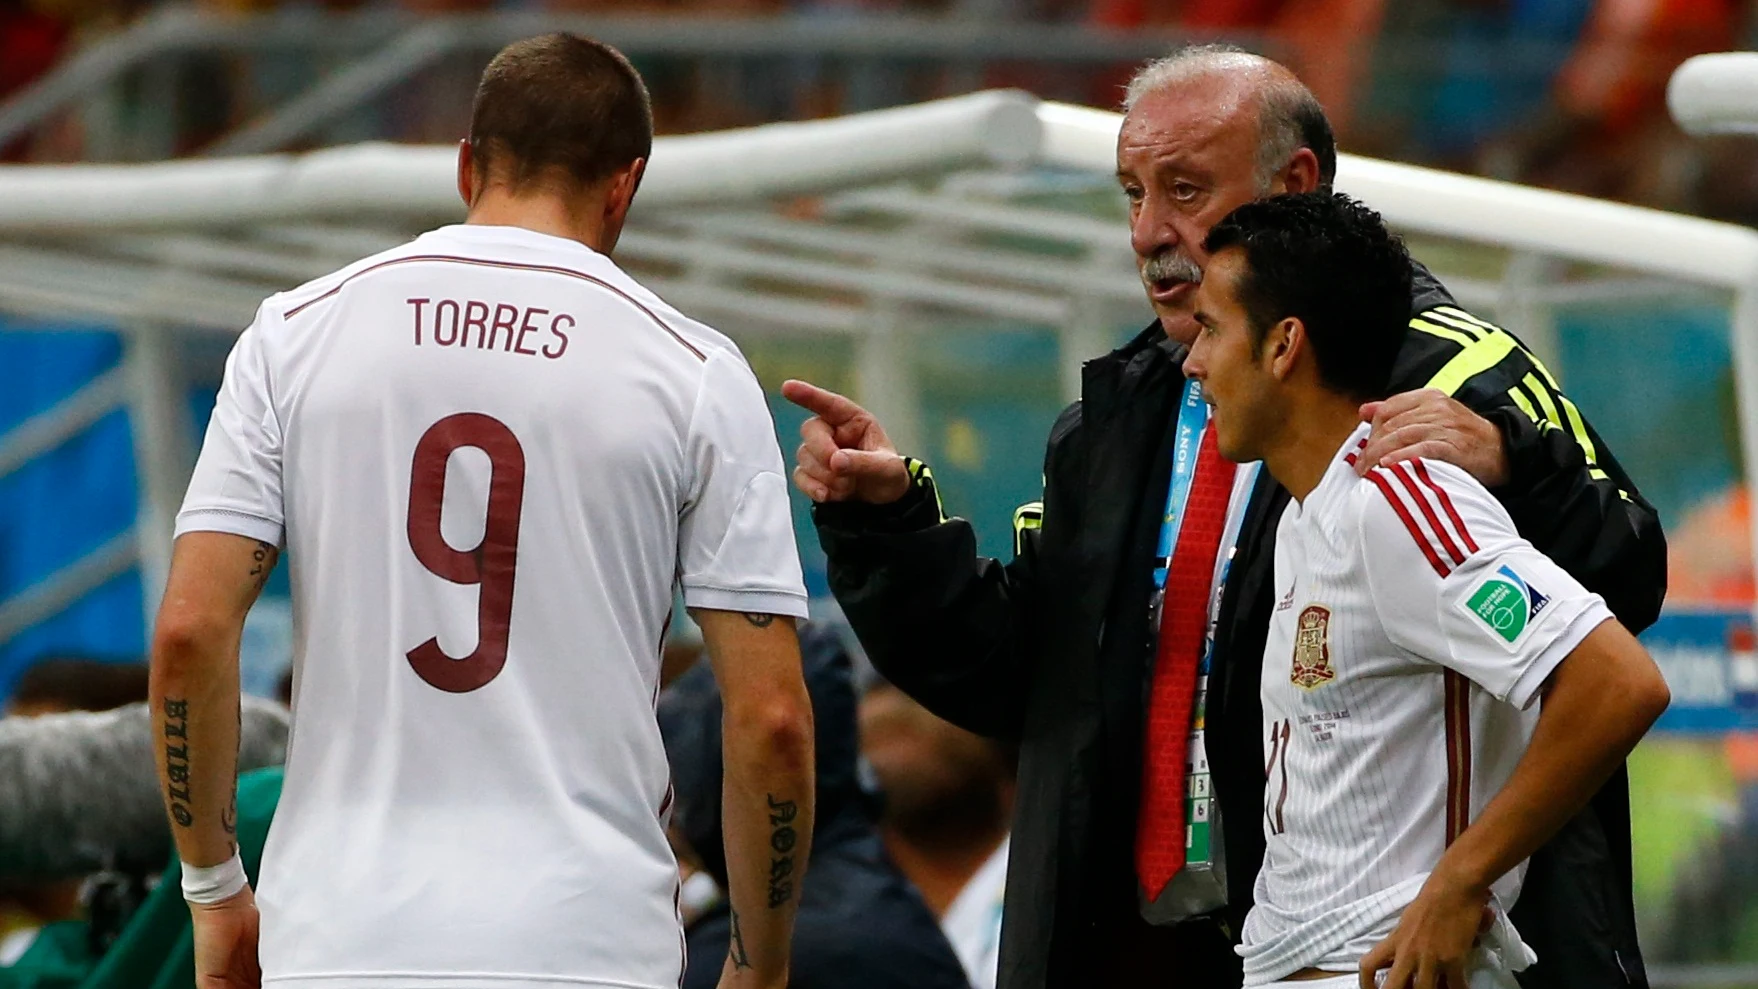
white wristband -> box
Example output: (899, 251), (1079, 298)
(181, 852), (248, 904)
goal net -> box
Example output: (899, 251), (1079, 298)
(3, 90), (1757, 974)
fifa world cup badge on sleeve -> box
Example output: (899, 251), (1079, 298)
(1291, 605), (1336, 690)
(1460, 565), (1550, 648)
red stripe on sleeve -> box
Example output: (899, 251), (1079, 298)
(1412, 460), (1479, 554)
(1390, 463), (1467, 566)
(1366, 468), (1451, 577)
(1443, 670), (1473, 846)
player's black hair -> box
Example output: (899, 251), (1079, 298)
(1203, 192), (1413, 401)
(468, 33), (653, 191)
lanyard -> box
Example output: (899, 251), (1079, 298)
(1201, 461), (1260, 669)
(1153, 379), (1212, 592)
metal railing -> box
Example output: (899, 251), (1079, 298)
(0, 7), (1215, 162)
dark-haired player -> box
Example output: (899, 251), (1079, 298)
(1182, 193), (1670, 989)
(149, 34), (814, 989)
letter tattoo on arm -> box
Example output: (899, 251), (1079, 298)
(248, 541), (277, 593)
(162, 698), (194, 827)
(728, 908), (752, 970)
(765, 794), (798, 908)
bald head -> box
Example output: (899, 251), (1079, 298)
(1124, 45), (1336, 192)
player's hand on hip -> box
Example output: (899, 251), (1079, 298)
(1358, 866), (1493, 989)
(1357, 389), (1509, 487)
(188, 885), (262, 989)
(781, 379), (910, 504)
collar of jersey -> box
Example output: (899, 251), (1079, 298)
(426, 222), (607, 258)
(1290, 421), (1374, 523)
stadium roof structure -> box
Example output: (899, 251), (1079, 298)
(2, 90), (1758, 643)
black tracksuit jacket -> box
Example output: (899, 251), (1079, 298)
(814, 267), (1667, 989)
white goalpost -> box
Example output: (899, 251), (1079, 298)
(2, 89), (1757, 634)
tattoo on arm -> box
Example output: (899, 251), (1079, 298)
(162, 698), (194, 828)
(249, 541), (277, 593)
(742, 612), (775, 629)
(765, 794), (798, 909)
(222, 701), (240, 841)
(728, 908), (752, 970)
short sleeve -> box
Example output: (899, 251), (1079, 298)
(1359, 460), (1613, 709)
(677, 349), (809, 619)
(175, 310), (285, 545)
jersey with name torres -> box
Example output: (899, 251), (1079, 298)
(175, 224), (809, 989)
(1237, 423), (1612, 985)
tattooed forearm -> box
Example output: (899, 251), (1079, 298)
(742, 612), (775, 629)
(728, 908), (751, 970)
(162, 698), (194, 827)
(249, 541), (277, 593)
(765, 794), (798, 908)
(221, 702), (240, 842)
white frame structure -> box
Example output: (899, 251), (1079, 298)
(2, 90), (1756, 648)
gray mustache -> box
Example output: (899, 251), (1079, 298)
(1143, 250), (1202, 285)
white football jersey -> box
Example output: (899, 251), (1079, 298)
(1237, 423), (1612, 985)
(176, 224), (809, 989)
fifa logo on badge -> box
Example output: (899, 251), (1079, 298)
(1291, 605), (1336, 690)
(1463, 564), (1550, 645)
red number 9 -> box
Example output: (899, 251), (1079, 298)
(405, 412), (526, 693)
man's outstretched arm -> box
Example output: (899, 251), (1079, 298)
(785, 379), (1060, 739)
(150, 530), (278, 988)
(694, 609), (815, 989)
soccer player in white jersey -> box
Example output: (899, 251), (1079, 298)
(147, 34), (815, 989)
(1181, 192), (1670, 989)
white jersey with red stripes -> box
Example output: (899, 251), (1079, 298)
(1236, 422), (1612, 985)
(175, 223), (809, 989)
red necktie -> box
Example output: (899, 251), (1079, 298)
(1136, 423), (1237, 900)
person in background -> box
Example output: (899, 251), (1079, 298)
(785, 42), (1663, 989)
(0, 0), (69, 160)
(859, 679), (1013, 989)
(5, 658), (149, 719)
(1, 656), (150, 966)
(1182, 190), (1669, 988)
(1489, 0), (1741, 207)
(149, 32), (814, 989)
(662, 624), (972, 989)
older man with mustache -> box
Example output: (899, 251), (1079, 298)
(783, 44), (1665, 989)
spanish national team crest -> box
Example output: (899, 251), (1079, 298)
(1291, 605), (1335, 690)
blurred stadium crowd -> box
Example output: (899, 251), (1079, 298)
(5, 0), (1758, 219)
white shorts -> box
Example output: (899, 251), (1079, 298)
(1262, 962), (1519, 989)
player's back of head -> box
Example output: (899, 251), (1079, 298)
(469, 33), (654, 192)
(1204, 191), (1414, 402)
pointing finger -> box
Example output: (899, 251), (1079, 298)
(782, 380), (869, 428)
